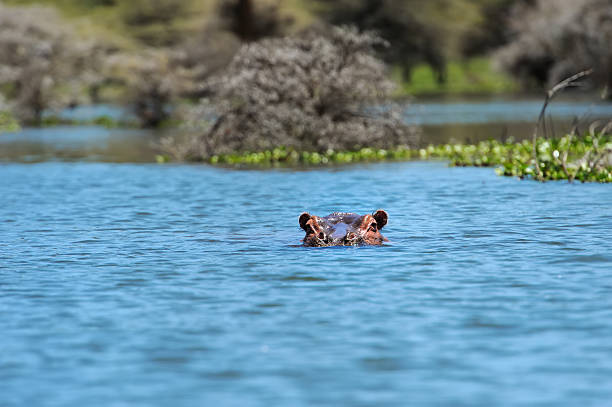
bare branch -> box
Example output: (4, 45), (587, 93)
(532, 69), (593, 181)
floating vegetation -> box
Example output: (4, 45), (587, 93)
(254, 136), (609, 183)
(427, 134), (612, 183)
(433, 71), (612, 183)
(156, 134), (612, 183)
(38, 115), (137, 128)
(189, 146), (417, 166)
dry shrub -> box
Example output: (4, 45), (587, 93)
(173, 30), (242, 99)
(0, 4), (101, 124)
(164, 27), (419, 160)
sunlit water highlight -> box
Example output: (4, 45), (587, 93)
(2, 161), (611, 406)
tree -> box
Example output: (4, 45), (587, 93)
(494, 0), (612, 93)
(460, 0), (530, 57)
(216, 0), (292, 42)
(313, 0), (483, 83)
(162, 27), (419, 160)
(117, 0), (196, 46)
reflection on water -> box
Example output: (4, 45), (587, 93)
(2, 161), (612, 406)
(2, 99), (612, 162)
(0, 126), (163, 162)
(406, 99), (612, 125)
(46, 104), (136, 122)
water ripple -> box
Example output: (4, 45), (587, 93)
(1, 161), (612, 407)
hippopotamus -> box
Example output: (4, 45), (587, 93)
(299, 210), (388, 247)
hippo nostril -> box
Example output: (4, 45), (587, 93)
(346, 232), (357, 241)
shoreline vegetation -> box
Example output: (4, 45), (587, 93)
(155, 133), (611, 183)
(2, 2), (611, 182)
(159, 71), (612, 184)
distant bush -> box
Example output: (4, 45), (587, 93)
(0, 4), (101, 124)
(160, 27), (419, 160)
(495, 0), (612, 93)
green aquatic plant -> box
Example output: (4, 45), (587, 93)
(425, 132), (612, 183)
(206, 146), (417, 166)
(158, 134), (611, 183)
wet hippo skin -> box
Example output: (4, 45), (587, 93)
(299, 210), (388, 247)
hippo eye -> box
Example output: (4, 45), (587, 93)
(368, 223), (377, 232)
(318, 232), (325, 240)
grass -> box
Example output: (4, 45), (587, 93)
(395, 58), (518, 96)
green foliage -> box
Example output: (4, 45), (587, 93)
(397, 58), (517, 96)
(314, 0), (492, 82)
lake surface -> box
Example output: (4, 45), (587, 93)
(2, 161), (612, 406)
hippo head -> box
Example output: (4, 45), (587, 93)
(299, 210), (388, 247)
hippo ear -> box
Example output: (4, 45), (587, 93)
(299, 212), (312, 231)
(372, 210), (388, 229)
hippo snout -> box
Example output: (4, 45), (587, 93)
(343, 231), (359, 245)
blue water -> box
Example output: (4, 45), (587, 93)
(406, 99), (612, 125)
(40, 100), (612, 125)
(47, 104), (136, 122)
(0, 126), (160, 162)
(5, 99), (612, 163)
(2, 161), (612, 406)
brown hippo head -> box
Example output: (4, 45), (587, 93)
(299, 210), (388, 247)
